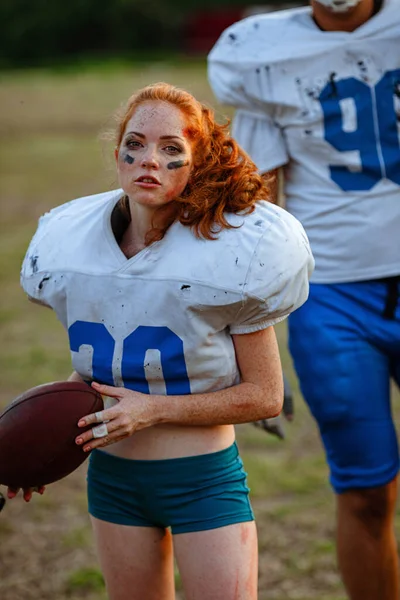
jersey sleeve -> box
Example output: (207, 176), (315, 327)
(20, 213), (55, 308)
(232, 109), (288, 173)
(229, 210), (314, 334)
(20, 189), (121, 310)
(208, 19), (264, 110)
(208, 22), (288, 172)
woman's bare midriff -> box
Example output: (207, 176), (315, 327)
(102, 423), (236, 460)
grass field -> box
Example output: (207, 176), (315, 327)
(0, 61), (399, 600)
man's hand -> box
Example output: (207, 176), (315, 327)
(252, 373), (294, 440)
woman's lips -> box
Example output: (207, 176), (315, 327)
(134, 175), (161, 188)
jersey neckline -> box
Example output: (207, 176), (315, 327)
(102, 191), (167, 269)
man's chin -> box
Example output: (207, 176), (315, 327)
(314, 0), (362, 13)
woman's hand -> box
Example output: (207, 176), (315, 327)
(7, 486), (46, 502)
(75, 382), (157, 452)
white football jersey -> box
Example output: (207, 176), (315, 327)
(208, 0), (400, 283)
(20, 190), (313, 395)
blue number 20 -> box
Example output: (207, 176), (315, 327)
(319, 70), (400, 190)
(69, 321), (191, 395)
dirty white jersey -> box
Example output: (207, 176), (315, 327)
(208, 0), (400, 283)
(20, 190), (313, 395)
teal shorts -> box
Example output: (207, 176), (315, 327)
(87, 442), (254, 534)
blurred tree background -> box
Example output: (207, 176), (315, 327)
(0, 0), (304, 68)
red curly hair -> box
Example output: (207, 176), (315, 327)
(114, 82), (270, 244)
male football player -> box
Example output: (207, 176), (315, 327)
(208, 1), (400, 599)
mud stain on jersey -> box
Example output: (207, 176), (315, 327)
(329, 72), (338, 96)
(38, 276), (50, 290)
(29, 255), (39, 273)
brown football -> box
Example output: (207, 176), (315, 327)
(0, 381), (103, 489)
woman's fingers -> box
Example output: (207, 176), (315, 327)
(23, 489), (33, 502)
(77, 404), (120, 428)
(91, 381), (123, 398)
(7, 486), (45, 502)
(76, 414), (130, 451)
(82, 430), (127, 452)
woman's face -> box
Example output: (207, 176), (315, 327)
(115, 101), (193, 209)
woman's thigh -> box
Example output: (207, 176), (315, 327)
(173, 521), (258, 600)
(90, 517), (175, 600)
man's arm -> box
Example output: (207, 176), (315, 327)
(263, 168), (279, 205)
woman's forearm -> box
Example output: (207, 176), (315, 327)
(147, 380), (283, 427)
